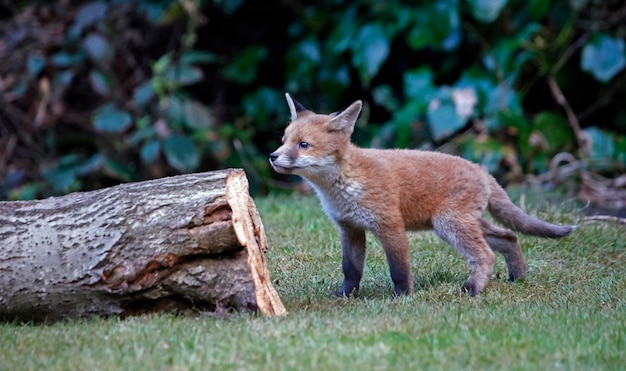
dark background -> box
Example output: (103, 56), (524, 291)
(1, 0), (625, 208)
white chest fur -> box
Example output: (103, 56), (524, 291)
(309, 179), (378, 229)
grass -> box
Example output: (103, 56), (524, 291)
(1, 191), (625, 370)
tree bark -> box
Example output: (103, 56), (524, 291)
(0, 169), (286, 322)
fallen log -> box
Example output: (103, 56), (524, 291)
(0, 169), (286, 322)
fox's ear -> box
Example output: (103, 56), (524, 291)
(327, 100), (362, 133)
(285, 93), (309, 121)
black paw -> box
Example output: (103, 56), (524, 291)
(393, 286), (412, 297)
(461, 282), (479, 297)
(332, 287), (358, 298)
(508, 273), (526, 283)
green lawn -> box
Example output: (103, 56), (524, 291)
(1, 192), (625, 370)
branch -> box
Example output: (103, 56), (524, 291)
(546, 76), (588, 156)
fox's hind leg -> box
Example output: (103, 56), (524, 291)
(480, 218), (526, 282)
(433, 213), (495, 296)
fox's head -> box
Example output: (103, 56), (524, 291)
(269, 93), (362, 181)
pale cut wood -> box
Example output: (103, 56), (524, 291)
(0, 169), (286, 322)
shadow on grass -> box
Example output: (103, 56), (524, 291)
(353, 270), (463, 300)
(414, 270), (463, 292)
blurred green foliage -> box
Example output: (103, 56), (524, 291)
(1, 0), (625, 201)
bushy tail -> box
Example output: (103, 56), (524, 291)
(487, 178), (575, 238)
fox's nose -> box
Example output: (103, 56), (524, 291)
(269, 152), (279, 162)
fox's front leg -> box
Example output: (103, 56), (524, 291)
(333, 224), (366, 297)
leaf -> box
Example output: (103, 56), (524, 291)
(287, 39), (322, 81)
(51, 51), (84, 67)
(68, 1), (108, 38)
(27, 55), (45, 77)
(222, 46), (268, 85)
(372, 85), (399, 112)
(183, 99), (212, 129)
(407, 0), (460, 51)
(83, 33), (112, 62)
(467, 0), (508, 23)
(153, 53), (172, 75)
(78, 154), (104, 175)
(484, 23), (540, 78)
(133, 81), (155, 108)
(214, 0), (244, 15)
(569, 0), (589, 11)
(404, 67), (434, 100)
(480, 81), (522, 118)
(164, 64), (204, 86)
(137, 1), (169, 23)
(528, 0), (550, 20)
(242, 87), (284, 123)
(407, 14), (432, 50)
(8, 184), (41, 201)
(581, 33), (626, 83)
(127, 122), (156, 146)
(162, 95), (186, 130)
(458, 136), (509, 174)
(532, 111), (575, 154)
(318, 65), (352, 100)
(297, 39), (322, 65)
(52, 70), (75, 94)
(427, 103), (464, 141)
(585, 127), (615, 160)
(141, 140), (161, 164)
(327, 7), (358, 54)
(390, 101), (425, 147)
(88, 69), (111, 95)
(164, 136), (200, 172)
(351, 23), (390, 83)
(104, 159), (137, 181)
(43, 154), (86, 193)
(45, 168), (78, 193)
(427, 88), (467, 141)
(93, 103), (133, 133)
(10, 76), (28, 99)
(181, 50), (221, 65)
(160, 1), (184, 24)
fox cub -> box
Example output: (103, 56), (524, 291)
(269, 93), (574, 297)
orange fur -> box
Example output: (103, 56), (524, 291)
(270, 94), (575, 297)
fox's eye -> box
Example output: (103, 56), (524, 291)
(298, 141), (310, 149)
